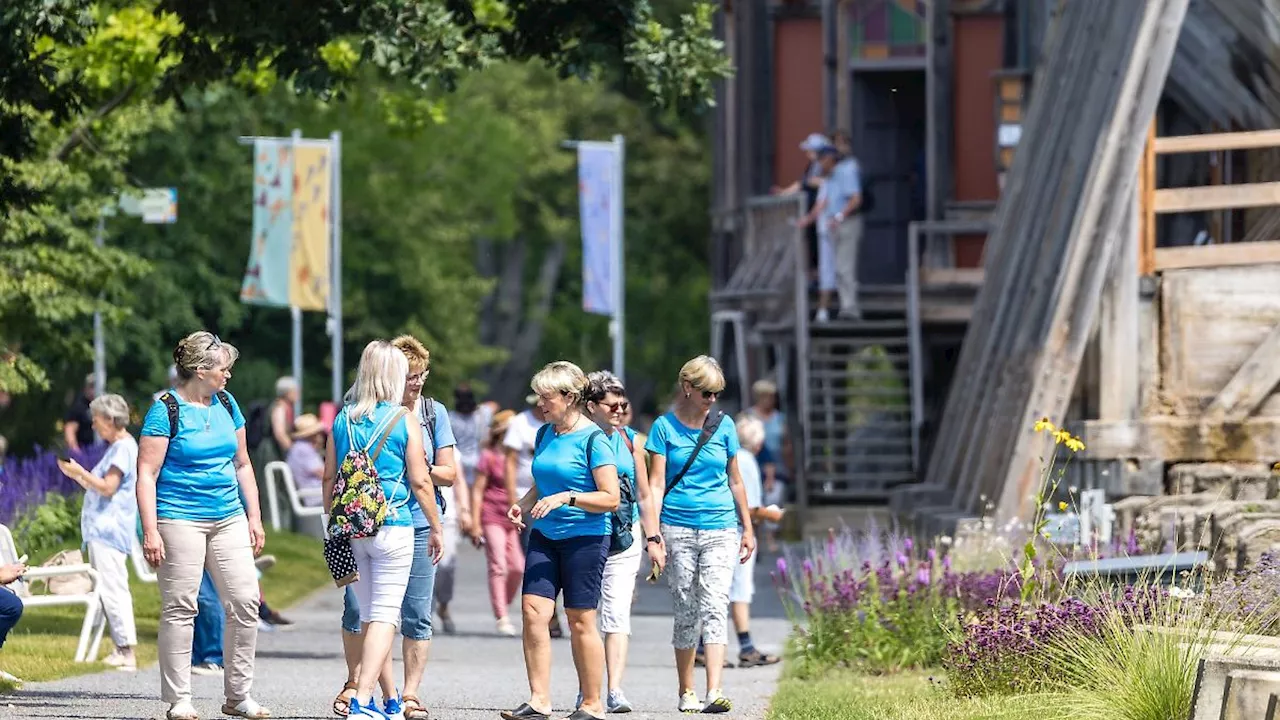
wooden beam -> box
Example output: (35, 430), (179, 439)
(1140, 120), (1156, 275)
(1098, 184), (1141, 422)
(1204, 321), (1280, 423)
(920, 268), (985, 286)
(1153, 129), (1280, 155)
(1154, 181), (1280, 214)
(1152, 240), (1280, 270)
(1082, 417), (1280, 461)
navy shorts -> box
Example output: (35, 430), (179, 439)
(523, 530), (609, 610)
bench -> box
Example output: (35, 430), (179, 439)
(0, 524), (106, 662)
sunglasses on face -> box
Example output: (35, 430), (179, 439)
(599, 400), (630, 413)
(697, 389), (719, 400)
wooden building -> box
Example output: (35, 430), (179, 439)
(710, 0), (1280, 535)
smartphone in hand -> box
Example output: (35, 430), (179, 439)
(56, 451), (71, 463)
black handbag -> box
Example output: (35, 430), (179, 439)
(323, 535), (359, 588)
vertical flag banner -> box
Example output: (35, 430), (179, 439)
(578, 143), (619, 316)
(241, 139), (294, 307)
(289, 145), (332, 311)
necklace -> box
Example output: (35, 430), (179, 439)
(178, 386), (215, 432)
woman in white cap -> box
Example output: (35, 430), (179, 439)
(285, 413), (327, 506)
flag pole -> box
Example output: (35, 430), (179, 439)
(289, 128), (303, 418)
(611, 134), (626, 385)
(329, 130), (344, 406)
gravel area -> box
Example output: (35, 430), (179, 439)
(7, 542), (790, 720)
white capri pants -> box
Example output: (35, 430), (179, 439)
(598, 522), (643, 635)
(817, 228), (837, 292)
(88, 541), (138, 647)
(350, 525), (415, 626)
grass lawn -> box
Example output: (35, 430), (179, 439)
(768, 670), (1063, 720)
(0, 528), (326, 687)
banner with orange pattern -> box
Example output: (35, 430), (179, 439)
(288, 145), (331, 311)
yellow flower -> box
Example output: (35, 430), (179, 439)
(1058, 502), (1068, 511)
(1034, 418), (1056, 433)
(1064, 437), (1085, 453)
(1053, 429), (1072, 445)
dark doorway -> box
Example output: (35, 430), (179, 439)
(850, 69), (927, 288)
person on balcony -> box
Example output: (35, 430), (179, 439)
(797, 143), (863, 322)
(773, 133), (829, 285)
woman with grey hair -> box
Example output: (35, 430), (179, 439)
(57, 393), (140, 671)
(138, 331), (271, 720)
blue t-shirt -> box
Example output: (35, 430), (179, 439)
(612, 428), (640, 524)
(531, 425), (616, 540)
(331, 402), (413, 528)
(141, 390), (247, 522)
(408, 398), (457, 529)
(646, 412), (740, 530)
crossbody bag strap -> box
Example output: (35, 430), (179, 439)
(665, 411), (724, 496)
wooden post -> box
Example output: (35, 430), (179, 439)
(1140, 119), (1157, 274)
(1099, 182), (1141, 422)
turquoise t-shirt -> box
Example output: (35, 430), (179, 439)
(141, 390), (247, 522)
(612, 428), (640, 524)
(408, 398), (457, 529)
(646, 412), (740, 530)
(331, 402), (413, 528)
(531, 425), (616, 540)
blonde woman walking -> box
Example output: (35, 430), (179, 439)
(646, 355), (755, 714)
(137, 332), (270, 720)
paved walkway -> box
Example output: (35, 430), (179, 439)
(9, 541), (790, 720)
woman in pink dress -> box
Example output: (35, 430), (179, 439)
(469, 409), (524, 636)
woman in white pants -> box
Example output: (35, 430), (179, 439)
(323, 340), (444, 720)
(57, 393), (139, 671)
(582, 371), (665, 713)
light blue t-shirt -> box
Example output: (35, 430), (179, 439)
(82, 435), (139, 555)
(646, 412), (740, 530)
(531, 425), (616, 540)
(818, 157), (862, 223)
(612, 428), (640, 524)
(141, 390), (247, 522)
(408, 398), (457, 529)
(331, 402), (413, 528)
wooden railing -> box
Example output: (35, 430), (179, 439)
(1141, 127), (1280, 273)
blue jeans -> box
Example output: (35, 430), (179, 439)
(193, 571), (224, 666)
(342, 525), (436, 640)
(0, 586), (23, 648)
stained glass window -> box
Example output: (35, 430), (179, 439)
(848, 0), (928, 61)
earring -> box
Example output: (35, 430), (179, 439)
(685, 392), (691, 398)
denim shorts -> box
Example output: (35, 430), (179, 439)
(522, 530), (609, 610)
(342, 524), (437, 640)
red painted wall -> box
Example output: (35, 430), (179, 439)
(952, 14), (1004, 267)
(773, 17), (825, 188)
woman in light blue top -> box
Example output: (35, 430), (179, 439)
(646, 355), (755, 714)
(137, 331), (270, 720)
(503, 361), (619, 720)
(57, 392), (139, 671)
(322, 340), (444, 720)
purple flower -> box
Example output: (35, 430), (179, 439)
(903, 537), (914, 554)
(776, 557), (788, 582)
(896, 553), (909, 569)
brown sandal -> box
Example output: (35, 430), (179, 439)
(403, 695), (429, 720)
(332, 681), (357, 717)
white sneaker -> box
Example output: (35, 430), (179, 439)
(191, 662), (223, 676)
(257, 619), (276, 632)
(496, 617), (516, 636)
(815, 308), (831, 323)
(678, 690), (701, 713)
(103, 649), (137, 672)
(607, 689), (633, 713)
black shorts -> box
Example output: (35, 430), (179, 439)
(523, 530), (610, 610)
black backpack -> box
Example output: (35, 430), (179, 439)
(243, 401), (268, 451)
(159, 390), (234, 439)
(417, 398), (446, 515)
(534, 424), (632, 554)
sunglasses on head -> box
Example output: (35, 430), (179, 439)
(206, 334), (222, 351)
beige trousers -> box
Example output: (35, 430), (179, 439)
(835, 215), (864, 316)
(157, 515), (260, 705)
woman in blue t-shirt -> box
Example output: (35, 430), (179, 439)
(323, 340), (445, 720)
(645, 355), (756, 715)
(503, 361), (620, 720)
(581, 370), (664, 714)
(136, 331), (271, 720)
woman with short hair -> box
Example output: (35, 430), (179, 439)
(582, 370), (665, 713)
(503, 361), (620, 720)
(137, 331), (270, 720)
(57, 393), (139, 671)
(646, 355), (756, 714)
(323, 340), (445, 719)
(471, 409), (524, 635)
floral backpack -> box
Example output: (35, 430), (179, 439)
(327, 407), (409, 540)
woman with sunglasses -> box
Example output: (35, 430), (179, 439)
(137, 331), (271, 720)
(645, 355), (755, 714)
(580, 371), (664, 713)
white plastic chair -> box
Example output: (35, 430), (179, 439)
(264, 461), (324, 532)
(0, 524), (105, 662)
(129, 536), (157, 583)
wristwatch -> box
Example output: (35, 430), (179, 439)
(646, 535), (662, 546)
(568, 493), (577, 507)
